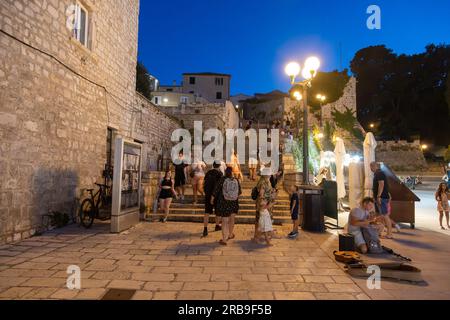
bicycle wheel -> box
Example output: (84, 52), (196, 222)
(80, 198), (95, 228)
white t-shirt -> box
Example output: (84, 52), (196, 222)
(192, 161), (206, 177)
(348, 207), (369, 233)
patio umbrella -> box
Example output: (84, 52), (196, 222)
(349, 162), (364, 209)
(334, 138), (347, 199)
(363, 132), (377, 197)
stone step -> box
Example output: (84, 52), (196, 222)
(171, 202), (291, 210)
(150, 213), (292, 225)
(167, 207), (291, 216)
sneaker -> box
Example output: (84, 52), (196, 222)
(395, 224), (401, 233)
(288, 231), (299, 239)
(215, 225), (222, 232)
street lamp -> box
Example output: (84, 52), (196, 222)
(316, 94), (327, 126)
(285, 56), (321, 185)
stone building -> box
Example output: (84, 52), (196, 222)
(242, 90), (297, 126)
(161, 101), (239, 133)
(0, 0), (180, 244)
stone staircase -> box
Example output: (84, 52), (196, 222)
(151, 175), (293, 225)
(150, 132), (295, 225)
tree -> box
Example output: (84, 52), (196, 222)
(309, 70), (350, 111)
(136, 61), (152, 100)
(351, 44), (450, 146)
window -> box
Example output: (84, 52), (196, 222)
(189, 77), (196, 85)
(180, 96), (188, 104)
(106, 128), (114, 166)
(166, 88), (173, 92)
(154, 96), (161, 105)
(216, 92), (222, 100)
(215, 78), (224, 86)
(74, 2), (90, 47)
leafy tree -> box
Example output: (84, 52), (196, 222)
(445, 145), (450, 162)
(331, 106), (365, 142)
(309, 70), (350, 110)
(136, 61), (152, 100)
(350, 44), (450, 146)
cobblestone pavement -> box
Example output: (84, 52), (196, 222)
(0, 221), (449, 300)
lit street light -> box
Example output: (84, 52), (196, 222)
(316, 94), (327, 126)
(285, 56), (321, 185)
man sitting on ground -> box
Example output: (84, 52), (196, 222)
(348, 197), (380, 254)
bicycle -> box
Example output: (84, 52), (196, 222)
(79, 183), (112, 228)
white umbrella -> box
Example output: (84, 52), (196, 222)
(363, 132), (377, 197)
(334, 138), (347, 199)
(349, 162), (364, 209)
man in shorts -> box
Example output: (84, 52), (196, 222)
(348, 197), (378, 253)
(370, 162), (393, 238)
(202, 160), (223, 237)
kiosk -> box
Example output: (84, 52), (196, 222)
(111, 137), (143, 233)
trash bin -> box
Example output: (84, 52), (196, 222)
(299, 186), (325, 233)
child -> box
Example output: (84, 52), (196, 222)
(259, 199), (273, 246)
(288, 186), (300, 239)
(436, 183), (450, 230)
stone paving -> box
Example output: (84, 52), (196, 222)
(0, 221), (449, 300)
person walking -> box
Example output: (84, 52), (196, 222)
(258, 199), (274, 246)
(436, 182), (450, 230)
(252, 168), (275, 243)
(211, 167), (242, 245)
(158, 170), (178, 223)
(173, 152), (188, 200)
(370, 162), (393, 238)
(288, 185), (301, 239)
(228, 150), (243, 182)
(191, 158), (206, 204)
(202, 160), (223, 237)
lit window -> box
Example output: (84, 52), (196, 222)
(73, 2), (89, 47)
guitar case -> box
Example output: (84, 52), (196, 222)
(345, 262), (423, 283)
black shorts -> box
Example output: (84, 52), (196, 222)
(175, 174), (186, 188)
(205, 194), (215, 214)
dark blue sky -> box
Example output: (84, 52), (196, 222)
(137, 0), (450, 95)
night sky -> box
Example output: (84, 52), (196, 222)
(137, 0), (450, 95)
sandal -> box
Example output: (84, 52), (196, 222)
(228, 234), (235, 240)
(219, 239), (227, 246)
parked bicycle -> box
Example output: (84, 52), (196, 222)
(79, 183), (112, 228)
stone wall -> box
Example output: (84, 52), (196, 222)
(320, 77), (365, 153)
(0, 0), (180, 244)
(376, 140), (428, 172)
(160, 101), (239, 133)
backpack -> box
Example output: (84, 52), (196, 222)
(251, 186), (259, 201)
(362, 226), (383, 254)
(222, 178), (239, 201)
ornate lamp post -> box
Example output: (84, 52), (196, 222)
(285, 57), (321, 185)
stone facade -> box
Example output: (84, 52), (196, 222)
(0, 0), (180, 244)
(243, 91), (296, 126)
(320, 77), (365, 153)
(376, 140), (428, 172)
(161, 101), (239, 133)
